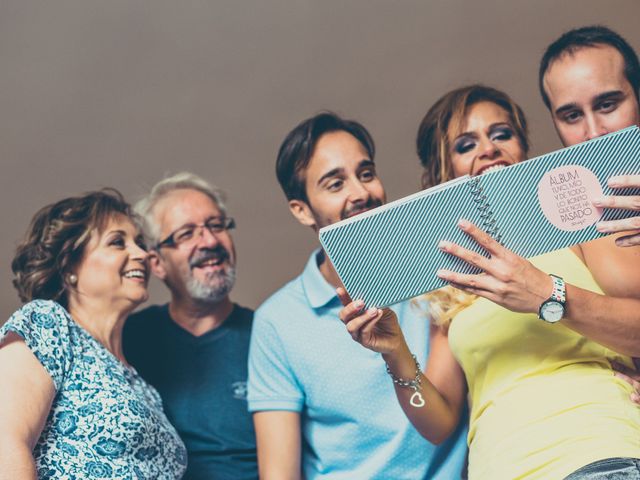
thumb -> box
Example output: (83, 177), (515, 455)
(336, 287), (353, 307)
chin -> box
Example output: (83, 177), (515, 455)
(126, 293), (149, 309)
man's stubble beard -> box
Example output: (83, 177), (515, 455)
(185, 266), (236, 304)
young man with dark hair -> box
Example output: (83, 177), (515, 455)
(248, 112), (467, 479)
(539, 25), (640, 247)
(539, 26), (640, 478)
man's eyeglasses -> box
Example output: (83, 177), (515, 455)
(155, 217), (236, 249)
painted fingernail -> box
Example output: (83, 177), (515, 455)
(596, 223), (608, 233)
(436, 269), (447, 279)
(438, 240), (449, 251)
(354, 299), (364, 307)
(458, 219), (470, 228)
(591, 197), (604, 207)
(367, 307), (377, 316)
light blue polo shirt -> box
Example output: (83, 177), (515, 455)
(248, 250), (467, 480)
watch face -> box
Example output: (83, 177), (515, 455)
(540, 301), (564, 323)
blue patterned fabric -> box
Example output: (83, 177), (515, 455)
(0, 300), (187, 479)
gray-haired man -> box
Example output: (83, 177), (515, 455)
(123, 172), (257, 480)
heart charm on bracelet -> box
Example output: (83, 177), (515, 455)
(410, 391), (425, 408)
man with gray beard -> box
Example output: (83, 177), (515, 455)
(123, 172), (258, 480)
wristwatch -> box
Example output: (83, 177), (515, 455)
(538, 274), (566, 323)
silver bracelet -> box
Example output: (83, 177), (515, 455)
(385, 354), (426, 407)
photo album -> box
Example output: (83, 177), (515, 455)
(320, 126), (640, 307)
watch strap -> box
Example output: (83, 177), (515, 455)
(549, 274), (566, 304)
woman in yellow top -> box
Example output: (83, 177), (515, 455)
(339, 85), (640, 479)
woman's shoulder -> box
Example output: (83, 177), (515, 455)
(10, 299), (71, 323)
(2, 299), (77, 391)
(4, 299), (73, 335)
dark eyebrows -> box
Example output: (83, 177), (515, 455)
(488, 122), (512, 130)
(358, 159), (375, 169)
(316, 159), (375, 185)
(554, 103), (579, 117)
(593, 90), (625, 105)
(103, 229), (126, 244)
(453, 123), (511, 143)
(316, 168), (344, 186)
(555, 90), (625, 116)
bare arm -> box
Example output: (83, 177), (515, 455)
(438, 220), (640, 357)
(382, 323), (466, 444)
(337, 289), (466, 444)
(253, 411), (302, 480)
(0, 333), (55, 480)
(560, 234), (640, 355)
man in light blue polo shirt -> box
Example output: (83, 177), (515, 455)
(248, 111), (467, 479)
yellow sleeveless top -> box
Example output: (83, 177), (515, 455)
(448, 248), (640, 479)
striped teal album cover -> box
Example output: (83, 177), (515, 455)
(319, 126), (640, 307)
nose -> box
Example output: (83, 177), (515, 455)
(584, 114), (608, 141)
(347, 179), (372, 205)
(131, 242), (150, 264)
(478, 136), (501, 160)
(196, 225), (221, 248)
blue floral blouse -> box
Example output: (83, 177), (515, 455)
(0, 300), (187, 479)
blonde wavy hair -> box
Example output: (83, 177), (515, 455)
(415, 85), (529, 327)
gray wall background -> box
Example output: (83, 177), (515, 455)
(1, 0), (639, 319)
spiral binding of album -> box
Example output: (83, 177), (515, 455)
(468, 176), (502, 243)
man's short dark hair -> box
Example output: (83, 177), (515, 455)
(539, 25), (640, 110)
(276, 112), (375, 201)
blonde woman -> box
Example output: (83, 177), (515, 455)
(340, 85), (640, 479)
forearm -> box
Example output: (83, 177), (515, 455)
(0, 442), (37, 480)
(382, 343), (460, 444)
(562, 284), (640, 357)
(259, 462), (301, 480)
(254, 411), (302, 480)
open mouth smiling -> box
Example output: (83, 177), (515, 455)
(476, 161), (511, 176)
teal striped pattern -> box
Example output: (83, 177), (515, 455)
(483, 126), (640, 257)
(319, 126), (640, 307)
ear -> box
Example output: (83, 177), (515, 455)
(288, 199), (317, 229)
(149, 250), (167, 281)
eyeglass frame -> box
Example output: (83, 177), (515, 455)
(155, 217), (236, 249)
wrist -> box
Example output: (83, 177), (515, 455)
(382, 341), (416, 379)
(529, 270), (555, 312)
(384, 350), (426, 408)
(538, 274), (566, 323)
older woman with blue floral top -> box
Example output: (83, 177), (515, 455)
(0, 189), (187, 479)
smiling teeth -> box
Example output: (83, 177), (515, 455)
(198, 258), (223, 267)
(483, 165), (507, 174)
(124, 270), (146, 279)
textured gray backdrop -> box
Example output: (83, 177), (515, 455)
(1, 0), (639, 319)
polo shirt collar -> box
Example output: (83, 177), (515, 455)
(301, 249), (338, 309)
